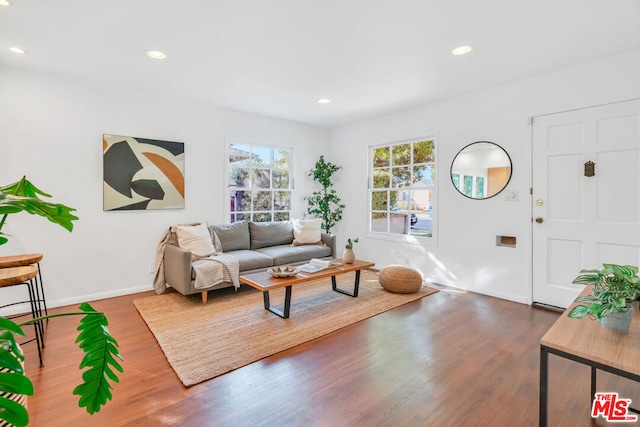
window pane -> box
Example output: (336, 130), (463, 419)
(452, 173), (460, 189)
(391, 189), (410, 210)
(392, 167), (411, 187)
(273, 169), (289, 189)
(373, 147), (390, 167)
(389, 211), (410, 235)
(253, 169), (271, 189)
(274, 212), (290, 221)
(475, 177), (485, 198)
(410, 189), (433, 237)
(413, 164), (434, 185)
(229, 144), (251, 167)
(253, 191), (272, 211)
(392, 143), (411, 166)
(229, 167), (250, 188)
(463, 175), (473, 197)
(371, 191), (388, 211)
(253, 212), (272, 222)
(274, 149), (290, 170)
(230, 191), (252, 212)
(231, 212), (251, 222)
(413, 140), (434, 163)
(251, 146), (272, 167)
(370, 213), (388, 233)
(274, 191), (291, 210)
(373, 168), (390, 188)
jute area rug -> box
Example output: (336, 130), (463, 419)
(133, 270), (438, 387)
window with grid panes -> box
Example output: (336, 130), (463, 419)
(228, 143), (292, 223)
(369, 138), (435, 238)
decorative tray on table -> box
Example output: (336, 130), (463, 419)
(267, 266), (300, 278)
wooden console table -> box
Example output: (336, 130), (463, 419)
(539, 286), (640, 426)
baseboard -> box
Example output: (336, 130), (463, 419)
(0, 283), (154, 317)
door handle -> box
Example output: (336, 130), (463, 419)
(535, 217), (544, 223)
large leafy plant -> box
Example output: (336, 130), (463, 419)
(306, 156), (345, 234)
(0, 176), (78, 245)
(567, 264), (640, 321)
(0, 303), (123, 426)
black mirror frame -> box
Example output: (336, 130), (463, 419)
(450, 141), (512, 200)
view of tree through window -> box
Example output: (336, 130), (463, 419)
(228, 143), (292, 222)
(369, 139), (435, 237)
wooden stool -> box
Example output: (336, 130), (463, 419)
(0, 253), (47, 317)
(0, 266), (44, 367)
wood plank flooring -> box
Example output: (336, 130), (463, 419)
(16, 284), (640, 426)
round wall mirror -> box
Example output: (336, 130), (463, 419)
(450, 141), (512, 199)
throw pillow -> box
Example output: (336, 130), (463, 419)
(292, 218), (322, 245)
(249, 221), (294, 249)
(211, 220), (250, 252)
(175, 223), (215, 257)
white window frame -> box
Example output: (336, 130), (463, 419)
(225, 142), (294, 223)
(367, 136), (437, 246)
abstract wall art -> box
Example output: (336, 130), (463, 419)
(103, 134), (185, 211)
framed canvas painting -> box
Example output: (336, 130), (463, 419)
(103, 134), (185, 210)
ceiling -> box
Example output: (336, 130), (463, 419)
(2, 1), (640, 128)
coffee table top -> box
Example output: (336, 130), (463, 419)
(240, 259), (375, 291)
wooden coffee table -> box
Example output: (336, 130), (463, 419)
(239, 259), (375, 318)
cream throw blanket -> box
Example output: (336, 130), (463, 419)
(153, 226), (240, 294)
(191, 253), (240, 290)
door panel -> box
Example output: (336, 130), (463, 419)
(532, 99), (640, 308)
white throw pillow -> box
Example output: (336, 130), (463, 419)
(292, 218), (322, 245)
(175, 223), (215, 257)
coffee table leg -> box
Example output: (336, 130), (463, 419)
(262, 285), (292, 318)
(331, 270), (361, 297)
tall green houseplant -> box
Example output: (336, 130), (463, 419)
(0, 176), (122, 426)
(306, 156), (345, 234)
(0, 176), (78, 246)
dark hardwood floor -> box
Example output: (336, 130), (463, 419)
(17, 284), (640, 426)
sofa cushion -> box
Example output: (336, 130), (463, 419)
(174, 223), (215, 257)
(249, 221), (294, 250)
(256, 244), (331, 266)
(211, 221), (250, 252)
(225, 249), (274, 271)
(292, 218), (323, 245)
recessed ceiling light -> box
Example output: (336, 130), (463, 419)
(452, 45), (473, 55)
(9, 47), (26, 55)
(0, 0), (12, 6)
(317, 98), (331, 104)
(145, 50), (167, 60)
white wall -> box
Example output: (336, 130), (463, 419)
(329, 49), (640, 304)
(0, 66), (329, 311)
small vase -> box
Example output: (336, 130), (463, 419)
(343, 248), (355, 264)
(601, 304), (634, 333)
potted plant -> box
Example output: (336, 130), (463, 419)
(567, 264), (640, 333)
(343, 238), (358, 264)
(0, 176), (121, 426)
(306, 156), (345, 234)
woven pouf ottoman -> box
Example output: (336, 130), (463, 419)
(379, 265), (422, 294)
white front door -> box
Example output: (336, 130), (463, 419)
(532, 99), (640, 309)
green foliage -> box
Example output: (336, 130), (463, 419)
(345, 238), (359, 249)
(567, 264), (640, 321)
(306, 156), (345, 234)
(0, 303), (123, 426)
(0, 176), (79, 246)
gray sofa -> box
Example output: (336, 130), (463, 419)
(164, 220), (336, 302)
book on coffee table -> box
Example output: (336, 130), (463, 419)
(298, 258), (342, 273)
